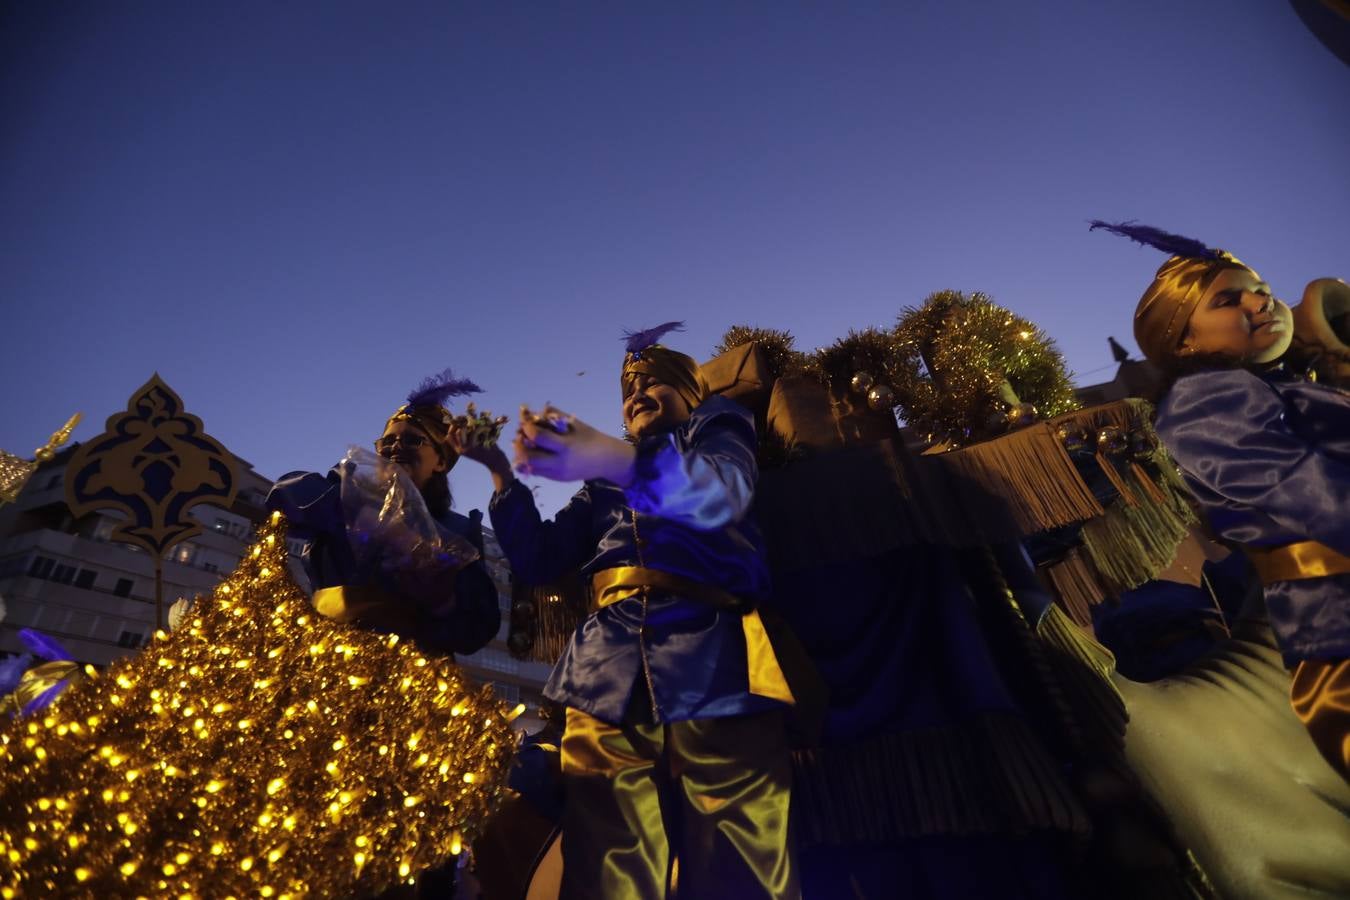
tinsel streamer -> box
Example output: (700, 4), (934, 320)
(0, 513), (516, 899)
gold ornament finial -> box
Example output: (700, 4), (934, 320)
(0, 412), (82, 505)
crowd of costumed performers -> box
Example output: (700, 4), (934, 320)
(1, 219), (1347, 899)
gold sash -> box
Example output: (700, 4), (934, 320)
(1246, 540), (1350, 585)
(590, 567), (795, 705)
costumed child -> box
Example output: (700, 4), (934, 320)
(452, 323), (799, 899)
(265, 371), (501, 658)
(1093, 220), (1350, 781)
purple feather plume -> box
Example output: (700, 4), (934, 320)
(1088, 220), (1220, 260)
(623, 321), (685, 355)
(406, 369), (483, 408)
(19, 628), (72, 662)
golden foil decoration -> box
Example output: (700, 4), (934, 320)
(0, 513), (516, 898)
(0, 414), (81, 506)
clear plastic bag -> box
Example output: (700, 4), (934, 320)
(337, 447), (480, 598)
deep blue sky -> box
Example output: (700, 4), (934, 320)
(3, 1), (1346, 517)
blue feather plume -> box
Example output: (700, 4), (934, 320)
(406, 369), (482, 408)
(1088, 220), (1220, 260)
(19, 628), (72, 662)
(623, 321), (685, 355)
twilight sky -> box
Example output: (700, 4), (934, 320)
(2, 1), (1346, 518)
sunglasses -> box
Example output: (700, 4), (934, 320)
(375, 433), (430, 454)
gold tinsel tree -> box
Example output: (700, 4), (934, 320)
(893, 290), (1079, 445)
(0, 512), (516, 899)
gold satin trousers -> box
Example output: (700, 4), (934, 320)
(1291, 657), (1350, 782)
(559, 707), (799, 900)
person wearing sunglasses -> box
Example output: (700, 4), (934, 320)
(265, 372), (500, 658)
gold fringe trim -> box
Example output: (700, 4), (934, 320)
(929, 423), (1104, 535)
(1080, 474), (1195, 594)
(1044, 550), (1106, 627)
(1035, 605), (1127, 752)
(790, 713), (1092, 847)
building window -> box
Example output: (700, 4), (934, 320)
(117, 630), (144, 648)
(113, 578), (134, 598)
(175, 544), (197, 565)
(51, 564), (76, 585)
(75, 569), (97, 590)
(28, 556), (55, 579)
(202, 562), (219, 573)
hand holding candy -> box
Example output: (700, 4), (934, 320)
(514, 405), (636, 486)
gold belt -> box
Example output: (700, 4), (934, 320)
(1246, 540), (1350, 585)
(590, 566), (747, 612)
(589, 566), (793, 705)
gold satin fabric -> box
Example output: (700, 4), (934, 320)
(1290, 658), (1350, 782)
(0, 660), (82, 716)
(590, 567), (795, 705)
(620, 346), (709, 412)
(1246, 540), (1350, 584)
(1133, 254), (1252, 364)
(559, 707), (799, 899)
(313, 584), (428, 639)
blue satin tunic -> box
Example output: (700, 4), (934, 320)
(1156, 369), (1350, 663)
(489, 394), (782, 724)
(266, 469), (501, 657)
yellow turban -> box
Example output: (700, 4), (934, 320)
(1133, 252), (1255, 365)
(621, 346), (709, 412)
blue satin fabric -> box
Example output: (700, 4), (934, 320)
(265, 469), (501, 656)
(489, 395), (781, 724)
(1156, 370), (1350, 662)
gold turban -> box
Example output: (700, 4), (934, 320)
(621, 346), (709, 412)
(1133, 252), (1255, 365)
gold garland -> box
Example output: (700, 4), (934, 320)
(893, 290), (1079, 445)
(0, 513), (516, 898)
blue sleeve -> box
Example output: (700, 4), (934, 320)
(424, 514), (501, 655)
(1159, 370), (1350, 553)
(488, 481), (596, 584)
(264, 469), (343, 541)
(623, 396), (758, 530)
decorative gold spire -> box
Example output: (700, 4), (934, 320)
(0, 413), (81, 506)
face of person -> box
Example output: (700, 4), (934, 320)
(1181, 267), (1293, 364)
(375, 420), (446, 490)
(622, 373), (692, 440)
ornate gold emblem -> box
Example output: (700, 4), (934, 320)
(65, 375), (238, 556)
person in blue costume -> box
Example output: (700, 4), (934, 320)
(265, 372), (500, 658)
(1094, 220), (1350, 781)
(453, 322), (799, 900)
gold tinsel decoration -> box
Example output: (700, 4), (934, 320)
(0, 512), (516, 899)
(893, 290), (1080, 446)
(713, 325), (808, 381)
